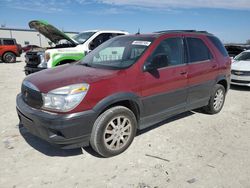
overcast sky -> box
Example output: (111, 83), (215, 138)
(0, 0), (250, 43)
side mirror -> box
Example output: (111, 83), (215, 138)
(143, 54), (169, 72)
(143, 61), (155, 71)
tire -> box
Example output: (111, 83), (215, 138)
(90, 106), (137, 157)
(203, 84), (226, 114)
(3, 52), (16, 63)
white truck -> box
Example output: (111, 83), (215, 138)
(25, 20), (128, 74)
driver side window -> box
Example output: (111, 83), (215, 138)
(148, 37), (184, 69)
(89, 33), (113, 50)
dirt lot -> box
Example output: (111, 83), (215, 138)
(0, 56), (250, 188)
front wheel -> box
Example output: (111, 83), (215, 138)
(90, 106), (137, 157)
(3, 52), (16, 63)
(203, 84), (226, 114)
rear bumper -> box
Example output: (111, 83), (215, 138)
(16, 94), (97, 149)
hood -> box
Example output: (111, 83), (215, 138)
(29, 20), (78, 45)
(232, 60), (250, 71)
(25, 64), (119, 93)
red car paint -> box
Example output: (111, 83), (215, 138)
(0, 38), (22, 60)
(16, 31), (231, 153)
(25, 32), (231, 114)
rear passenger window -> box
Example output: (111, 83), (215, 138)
(149, 37), (184, 68)
(208, 36), (228, 57)
(187, 38), (212, 63)
(3, 39), (15, 45)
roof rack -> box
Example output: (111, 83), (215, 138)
(155, 30), (210, 34)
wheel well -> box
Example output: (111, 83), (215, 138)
(3, 51), (17, 57)
(99, 100), (140, 122)
(217, 79), (228, 91)
(56, 59), (76, 66)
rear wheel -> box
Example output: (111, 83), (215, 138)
(3, 52), (16, 63)
(90, 106), (137, 157)
(203, 84), (226, 114)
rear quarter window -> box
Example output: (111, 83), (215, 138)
(208, 36), (228, 57)
(186, 37), (213, 63)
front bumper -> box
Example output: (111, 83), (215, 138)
(16, 94), (97, 149)
(231, 74), (250, 87)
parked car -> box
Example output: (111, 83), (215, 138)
(16, 30), (231, 157)
(24, 20), (128, 75)
(22, 45), (40, 52)
(231, 50), (250, 86)
(0, 38), (22, 63)
(225, 45), (246, 58)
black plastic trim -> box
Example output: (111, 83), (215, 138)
(16, 94), (97, 149)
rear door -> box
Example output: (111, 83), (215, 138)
(140, 36), (188, 119)
(185, 36), (216, 109)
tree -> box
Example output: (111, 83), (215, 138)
(246, 39), (250, 45)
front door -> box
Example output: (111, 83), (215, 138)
(140, 36), (188, 124)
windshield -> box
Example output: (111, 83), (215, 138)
(73, 32), (95, 44)
(234, 51), (250, 61)
(80, 36), (155, 69)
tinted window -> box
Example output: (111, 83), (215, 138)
(187, 38), (212, 63)
(94, 33), (113, 47)
(209, 36), (228, 57)
(149, 37), (184, 68)
(3, 39), (15, 45)
(111, 33), (125, 37)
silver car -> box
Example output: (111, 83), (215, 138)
(231, 50), (250, 87)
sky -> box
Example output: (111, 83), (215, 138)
(0, 0), (250, 43)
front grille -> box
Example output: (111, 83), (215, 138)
(231, 70), (250, 76)
(21, 83), (43, 109)
(25, 52), (41, 66)
(231, 79), (250, 84)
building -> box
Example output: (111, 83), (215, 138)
(0, 27), (78, 47)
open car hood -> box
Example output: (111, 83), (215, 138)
(29, 20), (78, 45)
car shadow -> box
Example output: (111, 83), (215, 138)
(137, 111), (195, 136)
(230, 85), (250, 91)
(18, 111), (196, 158)
(18, 124), (83, 157)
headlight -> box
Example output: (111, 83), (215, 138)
(42, 83), (89, 112)
(37, 52), (47, 68)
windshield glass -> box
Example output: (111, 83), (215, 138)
(234, 51), (250, 61)
(73, 32), (95, 44)
(80, 36), (155, 69)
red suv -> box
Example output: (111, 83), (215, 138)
(0, 38), (22, 63)
(16, 30), (231, 157)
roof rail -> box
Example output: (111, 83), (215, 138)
(155, 30), (209, 34)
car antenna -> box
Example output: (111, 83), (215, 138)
(136, 28), (140, 35)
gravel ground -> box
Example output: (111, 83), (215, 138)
(0, 57), (250, 188)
